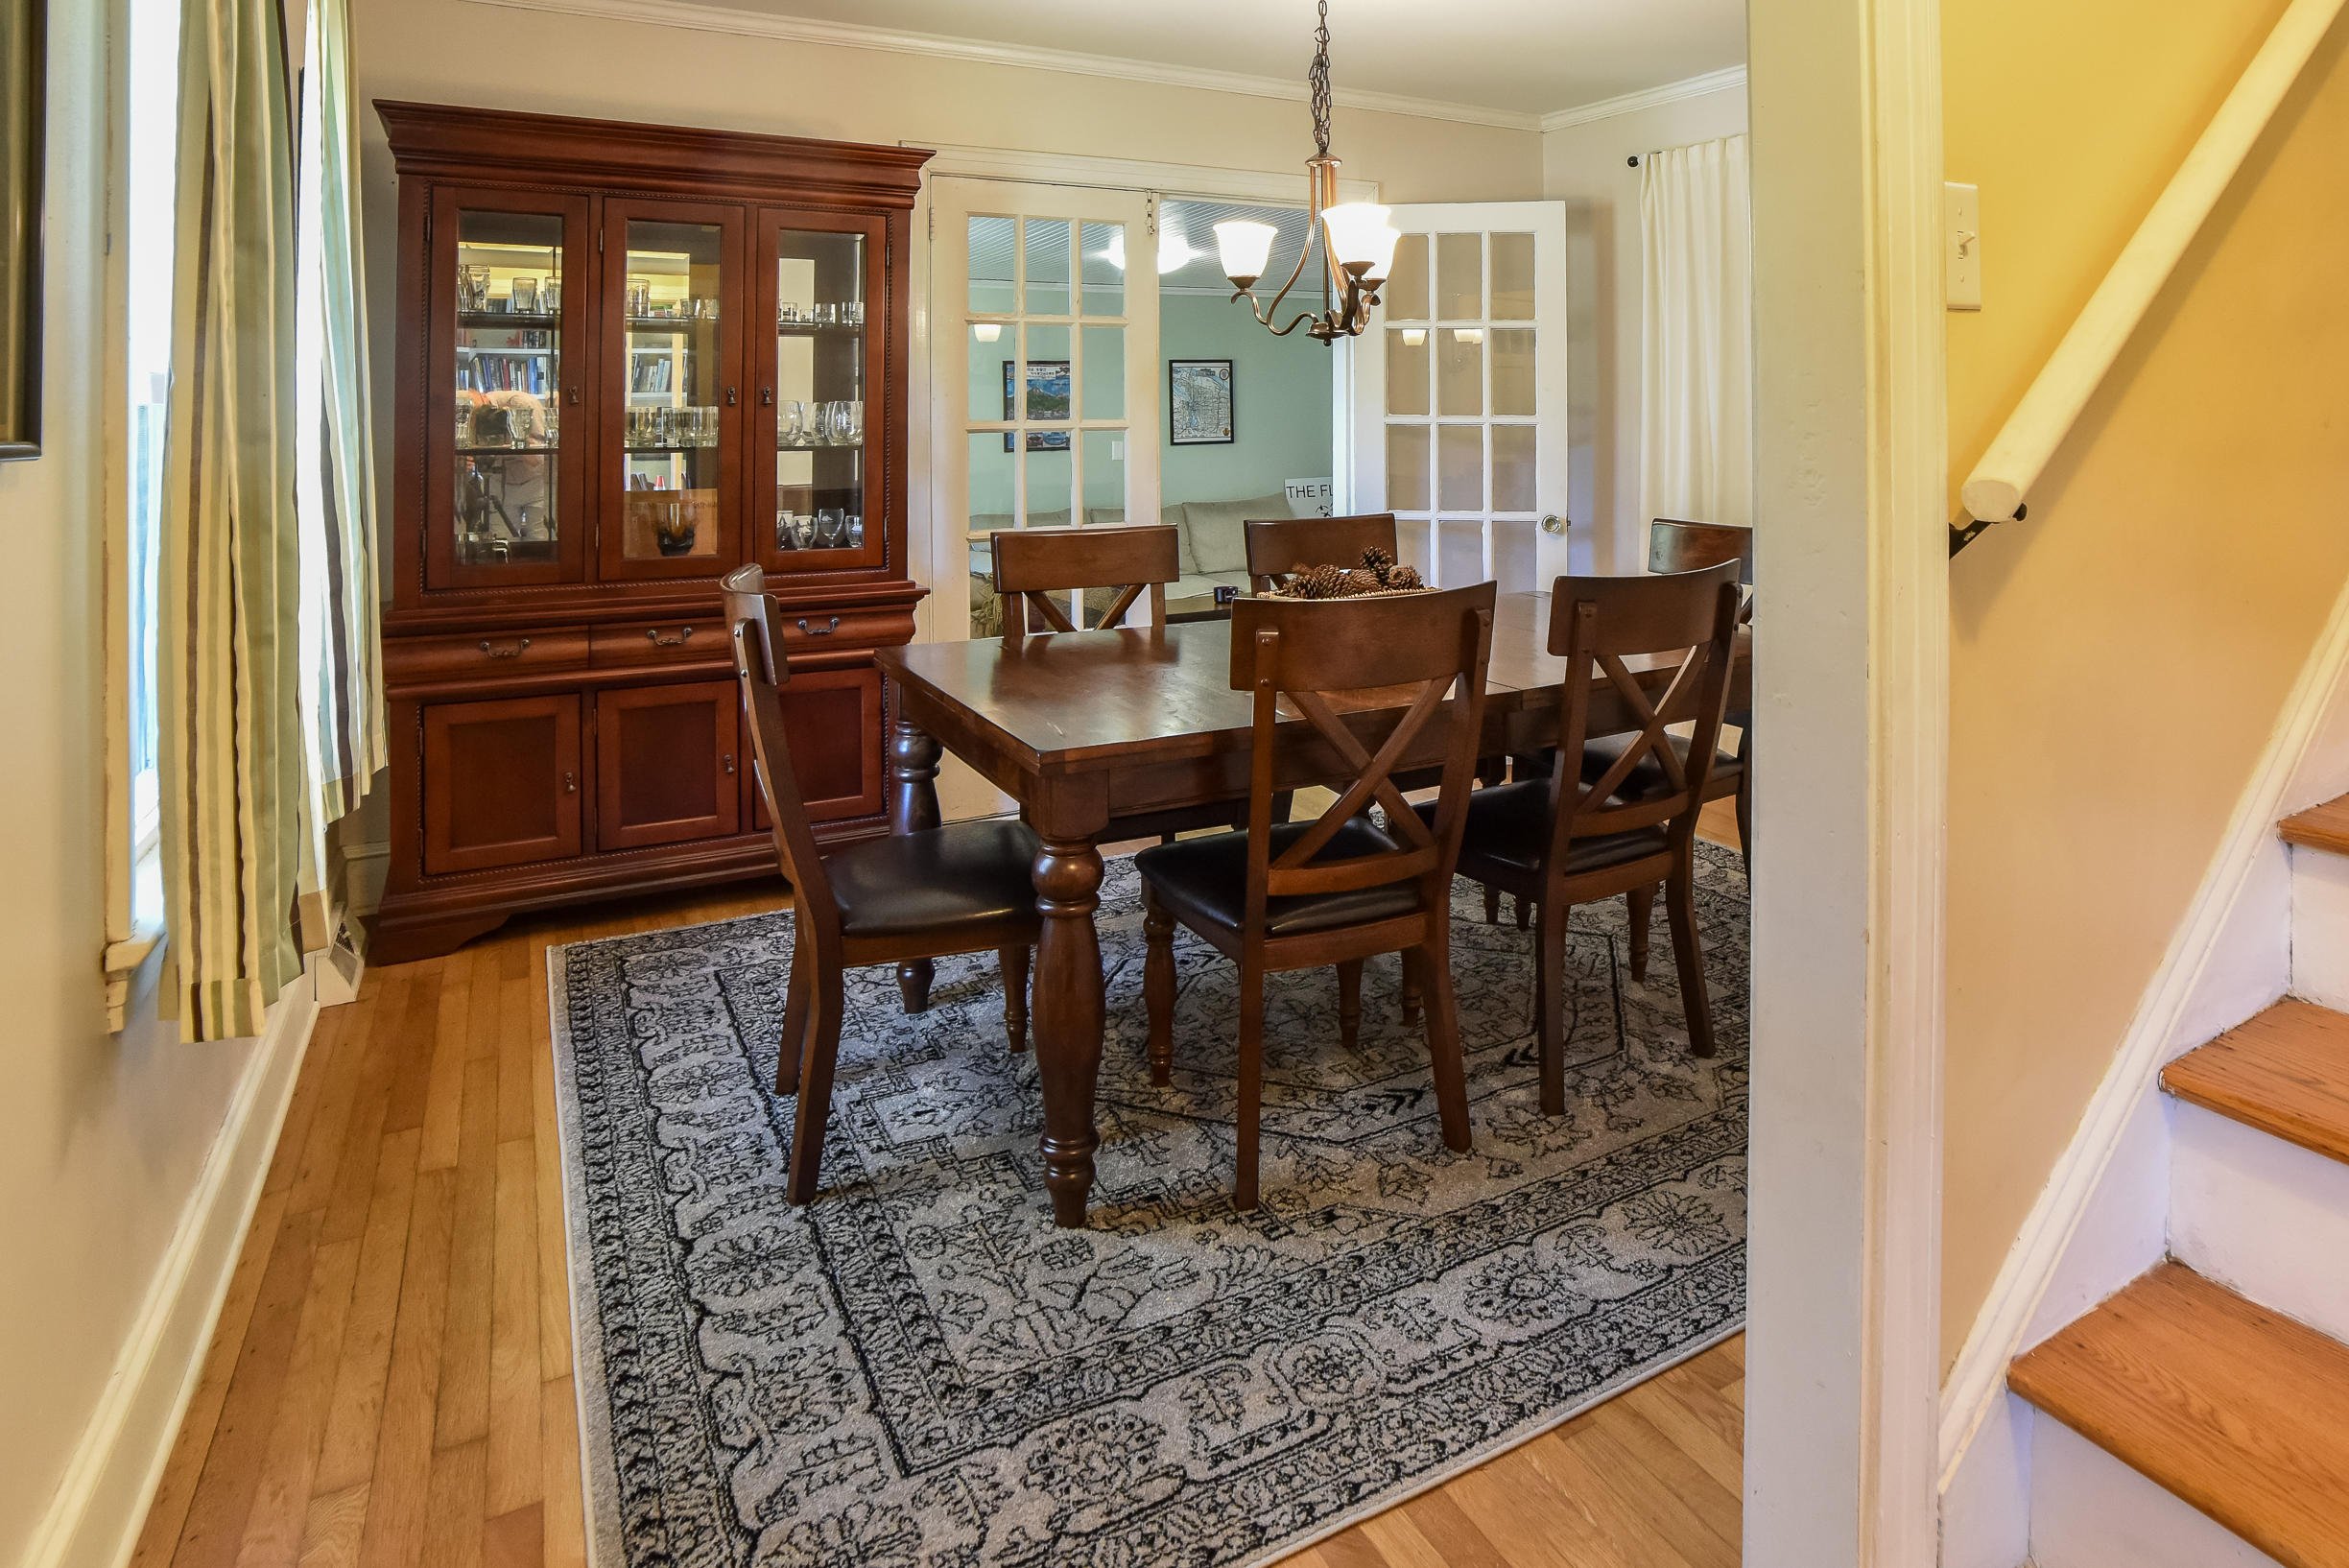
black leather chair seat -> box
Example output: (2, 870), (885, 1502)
(1417, 780), (1672, 879)
(829, 820), (1042, 938)
(1135, 819), (1425, 937)
(1578, 731), (1742, 803)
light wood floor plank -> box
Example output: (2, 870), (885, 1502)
(134, 890), (1744, 1568)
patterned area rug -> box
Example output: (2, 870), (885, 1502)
(548, 844), (1748, 1568)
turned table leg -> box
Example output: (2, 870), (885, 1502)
(1032, 832), (1106, 1227)
(889, 718), (943, 1012)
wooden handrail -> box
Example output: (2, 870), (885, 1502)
(1960, 0), (2346, 526)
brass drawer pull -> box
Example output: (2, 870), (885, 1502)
(797, 616), (840, 637)
(646, 626), (696, 648)
(478, 637), (533, 659)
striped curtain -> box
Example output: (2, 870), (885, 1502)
(297, 0), (385, 836)
(157, 0), (304, 1040)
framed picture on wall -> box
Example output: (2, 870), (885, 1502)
(0, 0), (44, 460)
(1169, 358), (1235, 446)
(1002, 359), (1071, 452)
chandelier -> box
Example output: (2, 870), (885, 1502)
(1212, 0), (1399, 342)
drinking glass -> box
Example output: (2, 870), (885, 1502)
(539, 275), (561, 315)
(540, 406), (560, 446)
(841, 401), (864, 445)
(779, 400), (807, 447)
(626, 276), (652, 318)
(459, 266), (490, 312)
(815, 508), (844, 548)
(844, 300), (866, 327)
(845, 513), (865, 548)
(510, 277), (538, 313)
(505, 406), (533, 449)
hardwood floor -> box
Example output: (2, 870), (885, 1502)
(132, 818), (1746, 1568)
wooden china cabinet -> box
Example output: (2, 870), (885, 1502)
(372, 103), (931, 962)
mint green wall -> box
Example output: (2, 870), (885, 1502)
(1160, 294), (1334, 508)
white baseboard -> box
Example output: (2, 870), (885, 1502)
(17, 965), (322, 1568)
(2171, 1097), (2349, 1345)
(1936, 568), (2349, 1490)
(2027, 1419), (2281, 1568)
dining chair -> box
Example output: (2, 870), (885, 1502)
(1243, 512), (1401, 595)
(1438, 561), (1742, 1114)
(989, 522), (1255, 846)
(988, 522), (1180, 634)
(1135, 582), (1497, 1209)
(724, 564), (1042, 1204)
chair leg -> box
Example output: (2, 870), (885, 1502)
(1236, 960), (1266, 1211)
(1143, 888), (1176, 1086)
(1534, 897), (1569, 1116)
(1398, 946), (1424, 1023)
(1337, 959), (1363, 1052)
(999, 945), (1031, 1053)
(1483, 885), (1501, 925)
(1419, 939), (1472, 1153)
(1626, 883), (1656, 984)
(1269, 791), (1294, 827)
(1666, 864), (1717, 1057)
(785, 964), (846, 1204)
(775, 937), (812, 1096)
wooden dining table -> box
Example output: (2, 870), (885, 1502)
(872, 590), (1752, 1227)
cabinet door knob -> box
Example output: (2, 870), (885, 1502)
(723, 752), (736, 776)
(796, 616), (841, 637)
(646, 626), (695, 648)
(562, 771), (577, 794)
(567, 387), (581, 407)
(478, 637), (533, 658)
(760, 388), (774, 408)
(725, 386), (739, 407)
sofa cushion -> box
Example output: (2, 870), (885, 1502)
(1180, 493), (1289, 576)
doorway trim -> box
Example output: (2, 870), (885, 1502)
(1743, 0), (1947, 1562)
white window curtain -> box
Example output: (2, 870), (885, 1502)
(1639, 134), (1753, 534)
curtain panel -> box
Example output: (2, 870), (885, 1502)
(1638, 134), (1754, 533)
(297, 0), (385, 833)
(157, 0), (303, 1039)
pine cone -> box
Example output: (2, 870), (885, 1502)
(1386, 563), (1425, 591)
(1359, 545), (1396, 581)
(1341, 567), (1387, 597)
(1296, 562), (1348, 600)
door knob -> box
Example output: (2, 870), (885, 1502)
(723, 752), (736, 776)
(562, 771), (577, 795)
(1541, 514), (1568, 535)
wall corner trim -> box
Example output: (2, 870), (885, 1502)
(1536, 66), (1748, 134)
(17, 968), (324, 1568)
(1935, 564), (2349, 1487)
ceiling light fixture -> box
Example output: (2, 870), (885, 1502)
(1156, 232), (1198, 274)
(1212, 0), (1397, 343)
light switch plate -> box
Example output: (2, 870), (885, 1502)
(1946, 181), (1982, 311)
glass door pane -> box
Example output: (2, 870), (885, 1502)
(757, 217), (879, 572)
(432, 191), (588, 590)
(603, 202), (742, 579)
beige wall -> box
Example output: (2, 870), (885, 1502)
(0, 4), (259, 1556)
(1940, 0), (2349, 1366)
(1541, 83), (1749, 575)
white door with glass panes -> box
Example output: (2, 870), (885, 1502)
(1347, 202), (1571, 595)
(932, 179), (1161, 639)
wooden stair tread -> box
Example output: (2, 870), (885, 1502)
(2164, 999), (2349, 1164)
(2009, 1263), (2349, 1568)
(2281, 794), (2349, 855)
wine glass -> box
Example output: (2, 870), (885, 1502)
(779, 400), (807, 448)
(816, 508), (844, 548)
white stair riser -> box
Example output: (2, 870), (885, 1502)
(2028, 1416), (2286, 1568)
(2290, 846), (2349, 1007)
(2169, 1097), (2349, 1344)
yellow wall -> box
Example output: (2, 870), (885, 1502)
(1940, 0), (2349, 1366)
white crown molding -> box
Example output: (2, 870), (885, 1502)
(463, 0), (1547, 131)
(1537, 65), (1747, 133)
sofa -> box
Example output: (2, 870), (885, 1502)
(965, 492), (1297, 635)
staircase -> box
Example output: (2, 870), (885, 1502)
(2005, 799), (2349, 1567)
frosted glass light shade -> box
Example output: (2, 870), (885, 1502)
(1213, 219), (1278, 284)
(1360, 225), (1402, 284)
(972, 322), (1003, 343)
(1319, 202), (1393, 271)
(1156, 232), (1198, 274)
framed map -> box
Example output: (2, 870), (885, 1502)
(1169, 358), (1235, 446)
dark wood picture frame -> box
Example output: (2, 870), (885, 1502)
(0, 0), (44, 460)
(1000, 357), (1070, 452)
(1169, 356), (1234, 446)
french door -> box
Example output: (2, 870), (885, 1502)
(1346, 202), (1572, 595)
(930, 178), (1161, 639)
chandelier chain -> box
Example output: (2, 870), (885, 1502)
(1309, 0), (1333, 156)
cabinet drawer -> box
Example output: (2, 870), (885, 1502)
(387, 630), (590, 685)
(591, 621), (728, 668)
(777, 606), (910, 652)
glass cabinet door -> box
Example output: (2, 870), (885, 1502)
(430, 189), (590, 589)
(753, 210), (886, 575)
(599, 199), (744, 579)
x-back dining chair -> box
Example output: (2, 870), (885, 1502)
(1244, 512), (1400, 595)
(1438, 561), (1742, 1113)
(724, 564), (1041, 1203)
(988, 522), (1180, 634)
(1135, 582), (1497, 1209)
